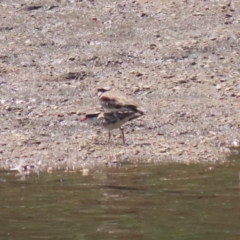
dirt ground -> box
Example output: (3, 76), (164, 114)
(0, 0), (240, 172)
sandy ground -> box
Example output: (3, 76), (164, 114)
(0, 0), (240, 172)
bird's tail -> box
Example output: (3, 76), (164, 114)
(136, 108), (145, 115)
(127, 111), (144, 122)
(125, 104), (145, 115)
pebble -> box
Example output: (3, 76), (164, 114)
(81, 169), (89, 176)
(193, 12), (204, 16)
(47, 167), (53, 174)
(25, 39), (32, 46)
(159, 148), (167, 153)
(232, 140), (239, 147)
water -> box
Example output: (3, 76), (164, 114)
(1, 156), (240, 240)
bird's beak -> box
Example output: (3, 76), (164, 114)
(81, 116), (87, 121)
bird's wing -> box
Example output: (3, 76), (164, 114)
(97, 112), (117, 126)
(101, 91), (137, 107)
(104, 112), (142, 124)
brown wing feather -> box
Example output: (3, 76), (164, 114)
(100, 95), (112, 102)
(101, 91), (138, 107)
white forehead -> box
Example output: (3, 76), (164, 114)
(97, 91), (103, 97)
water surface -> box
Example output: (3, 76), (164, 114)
(1, 157), (240, 240)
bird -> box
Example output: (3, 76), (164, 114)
(81, 111), (143, 144)
(96, 87), (144, 114)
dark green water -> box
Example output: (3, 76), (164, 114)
(1, 156), (240, 240)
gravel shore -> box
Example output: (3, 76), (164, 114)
(0, 0), (240, 171)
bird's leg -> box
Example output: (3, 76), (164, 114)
(120, 127), (125, 145)
(108, 131), (111, 144)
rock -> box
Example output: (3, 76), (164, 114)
(47, 167), (53, 174)
(149, 43), (157, 49)
(231, 140), (239, 147)
(135, 72), (143, 77)
(193, 12), (204, 16)
(69, 56), (76, 61)
(142, 85), (151, 90)
(25, 39), (32, 46)
(159, 147), (167, 153)
(81, 169), (89, 176)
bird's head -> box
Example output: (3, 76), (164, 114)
(96, 87), (111, 97)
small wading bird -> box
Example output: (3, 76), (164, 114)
(97, 87), (144, 114)
(81, 111), (143, 144)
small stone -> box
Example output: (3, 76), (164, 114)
(159, 147), (167, 153)
(81, 169), (89, 176)
(149, 43), (157, 49)
(192, 143), (198, 147)
(116, 151), (124, 157)
(141, 12), (148, 17)
(67, 111), (77, 115)
(69, 56), (75, 61)
(88, 148), (95, 153)
(38, 144), (48, 150)
(209, 131), (217, 136)
(207, 166), (215, 171)
(190, 75), (197, 81)
(133, 87), (141, 93)
(47, 167), (53, 174)
(37, 160), (42, 165)
(25, 39), (32, 46)
(142, 85), (151, 90)
(49, 105), (58, 110)
(209, 35), (217, 41)
(193, 12), (204, 16)
(232, 140), (239, 147)
(216, 84), (221, 90)
(176, 78), (188, 84)
(135, 72), (143, 77)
